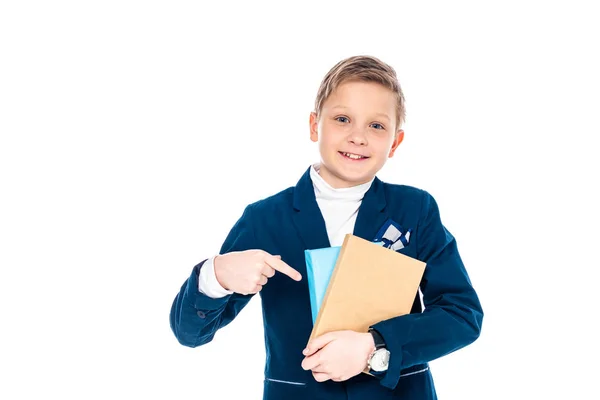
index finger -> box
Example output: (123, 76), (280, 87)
(265, 255), (302, 281)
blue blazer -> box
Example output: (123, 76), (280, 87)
(170, 166), (483, 400)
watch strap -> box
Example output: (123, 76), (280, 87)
(369, 328), (386, 350)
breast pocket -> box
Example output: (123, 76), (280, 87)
(395, 245), (416, 259)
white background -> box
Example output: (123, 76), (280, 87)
(1, 1), (599, 399)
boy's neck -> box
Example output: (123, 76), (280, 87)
(310, 163), (374, 200)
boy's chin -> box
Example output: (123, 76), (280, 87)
(321, 157), (379, 186)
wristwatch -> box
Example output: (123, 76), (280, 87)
(367, 328), (390, 373)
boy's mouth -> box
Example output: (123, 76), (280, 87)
(339, 151), (369, 161)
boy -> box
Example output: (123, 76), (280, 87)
(170, 55), (483, 399)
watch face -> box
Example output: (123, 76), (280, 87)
(370, 349), (390, 372)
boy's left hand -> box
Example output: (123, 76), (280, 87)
(301, 330), (375, 382)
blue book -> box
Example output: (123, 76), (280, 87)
(304, 241), (384, 324)
(304, 246), (341, 324)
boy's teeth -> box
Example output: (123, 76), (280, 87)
(343, 152), (364, 159)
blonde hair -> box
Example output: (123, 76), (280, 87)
(314, 55), (406, 129)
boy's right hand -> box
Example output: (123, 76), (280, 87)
(213, 250), (302, 295)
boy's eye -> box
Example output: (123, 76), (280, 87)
(370, 123), (385, 130)
(335, 116), (349, 123)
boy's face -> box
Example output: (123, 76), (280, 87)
(310, 80), (404, 189)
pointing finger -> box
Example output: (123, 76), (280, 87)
(265, 255), (302, 281)
(260, 265), (276, 278)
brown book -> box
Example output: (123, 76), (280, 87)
(309, 234), (426, 342)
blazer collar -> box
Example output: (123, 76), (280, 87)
(292, 166), (388, 250)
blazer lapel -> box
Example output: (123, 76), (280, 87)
(353, 175), (389, 242)
(292, 166), (390, 250)
(292, 166), (331, 250)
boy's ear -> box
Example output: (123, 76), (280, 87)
(388, 129), (405, 157)
(309, 112), (319, 142)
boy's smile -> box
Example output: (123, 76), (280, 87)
(310, 80), (404, 189)
(339, 151), (369, 160)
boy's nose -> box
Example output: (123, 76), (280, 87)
(348, 130), (368, 145)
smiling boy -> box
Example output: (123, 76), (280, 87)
(170, 55), (483, 399)
(310, 78), (404, 188)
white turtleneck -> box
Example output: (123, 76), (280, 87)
(198, 162), (375, 298)
(309, 162), (374, 247)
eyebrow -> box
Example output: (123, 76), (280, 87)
(330, 106), (391, 122)
(374, 113), (391, 122)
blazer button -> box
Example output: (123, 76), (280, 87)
(197, 310), (206, 319)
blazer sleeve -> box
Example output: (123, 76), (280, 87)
(169, 204), (257, 348)
(371, 190), (484, 390)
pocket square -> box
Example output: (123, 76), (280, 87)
(373, 218), (412, 250)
